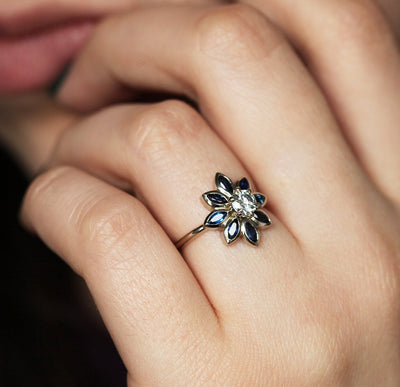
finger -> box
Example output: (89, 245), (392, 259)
(48, 101), (302, 319)
(57, 5), (382, 244)
(21, 166), (220, 383)
(0, 0), (221, 33)
(238, 0), (400, 204)
(0, 92), (79, 176)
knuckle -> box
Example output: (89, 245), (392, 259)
(324, 0), (392, 48)
(126, 100), (202, 163)
(75, 192), (147, 273)
(272, 305), (351, 385)
(25, 166), (75, 206)
(295, 327), (347, 384)
(23, 167), (77, 227)
(195, 4), (285, 68)
(288, 310), (350, 383)
(230, 320), (347, 385)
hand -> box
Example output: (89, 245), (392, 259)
(21, 3), (400, 384)
(2, 0), (400, 177)
(0, 0), (223, 173)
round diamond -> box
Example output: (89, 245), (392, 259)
(231, 189), (257, 217)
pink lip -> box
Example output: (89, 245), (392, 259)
(0, 3), (107, 94)
(0, 2), (106, 36)
(0, 20), (96, 94)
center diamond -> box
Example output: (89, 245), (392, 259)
(231, 189), (257, 217)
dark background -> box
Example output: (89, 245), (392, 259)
(0, 146), (126, 386)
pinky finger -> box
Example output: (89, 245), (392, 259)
(21, 166), (221, 384)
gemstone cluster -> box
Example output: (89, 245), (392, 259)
(202, 173), (271, 246)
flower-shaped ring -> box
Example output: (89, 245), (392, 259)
(175, 173), (271, 249)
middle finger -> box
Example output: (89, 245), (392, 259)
(57, 5), (382, 246)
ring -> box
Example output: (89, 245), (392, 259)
(175, 173), (271, 249)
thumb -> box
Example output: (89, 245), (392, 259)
(0, 92), (80, 177)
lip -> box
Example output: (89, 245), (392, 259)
(0, 3), (111, 94)
(0, 2), (105, 36)
(0, 20), (96, 94)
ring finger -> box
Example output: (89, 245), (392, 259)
(48, 100), (302, 319)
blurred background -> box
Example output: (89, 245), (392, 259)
(0, 145), (126, 386)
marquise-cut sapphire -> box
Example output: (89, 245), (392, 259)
(207, 193), (228, 206)
(205, 211), (228, 228)
(227, 218), (240, 238)
(244, 222), (258, 245)
(253, 210), (271, 226)
(238, 178), (250, 190)
(224, 218), (240, 244)
(216, 173), (234, 195)
(254, 194), (266, 206)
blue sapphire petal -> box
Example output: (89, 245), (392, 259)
(215, 173), (234, 196)
(202, 191), (229, 208)
(204, 210), (228, 228)
(238, 177), (250, 190)
(243, 221), (259, 246)
(254, 193), (266, 207)
(252, 210), (271, 226)
(224, 218), (240, 244)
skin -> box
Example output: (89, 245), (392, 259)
(1, 0), (400, 385)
